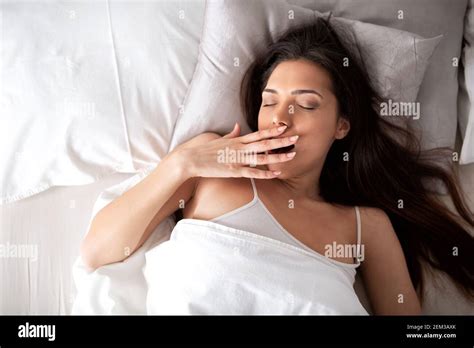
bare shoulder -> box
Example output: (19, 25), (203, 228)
(357, 206), (403, 266)
(358, 206), (393, 239)
(183, 176), (253, 220)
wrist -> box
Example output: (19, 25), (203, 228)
(163, 147), (196, 181)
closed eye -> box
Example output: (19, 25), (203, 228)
(262, 104), (318, 110)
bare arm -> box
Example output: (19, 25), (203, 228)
(80, 150), (196, 270)
(359, 207), (422, 315)
(80, 124), (298, 270)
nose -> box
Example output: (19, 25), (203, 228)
(272, 120), (288, 132)
(272, 104), (293, 129)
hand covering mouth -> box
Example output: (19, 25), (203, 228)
(267, 135), (296, 154)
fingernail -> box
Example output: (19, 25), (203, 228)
(273, 171), (281, 175)
(290, 135), (299, 141)
(278, 125), (287, 132)
(286, 152), (296, 158)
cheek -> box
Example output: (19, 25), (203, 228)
(299, 112), (336, 136)
(299, 116), (339, 154)
(257, 108), (270, 130)
(309, 118), (336, 136)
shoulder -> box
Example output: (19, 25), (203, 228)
(355, 206), (400, 254)
(356, 206), (402, 263)
(329, 204), (390, 233)
(358, 206), (393, 238)
(184, 176), (254, 220)
(358, 206), (390, 222)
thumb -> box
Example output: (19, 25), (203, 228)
(223, 122), (240, 139)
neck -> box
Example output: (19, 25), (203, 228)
(275, 163), (324, 202)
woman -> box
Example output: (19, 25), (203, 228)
(80, 17), (474, 315)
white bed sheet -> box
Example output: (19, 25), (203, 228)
(0, 173), (134, 314)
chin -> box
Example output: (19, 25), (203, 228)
(267, 162), (292, 177)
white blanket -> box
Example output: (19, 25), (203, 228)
(71, 171), (174, 315)
(145, 218), (369, 315)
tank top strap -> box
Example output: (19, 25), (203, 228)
(249, 178), (259, 200)
(355, 206), (362, 263)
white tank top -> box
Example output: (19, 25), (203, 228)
(211, 177), (363, 267)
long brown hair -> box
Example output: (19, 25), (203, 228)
(240, 17), (474, 303)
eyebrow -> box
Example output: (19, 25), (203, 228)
(263, 88), (324, 99)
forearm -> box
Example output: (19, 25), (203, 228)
(80, 152), (190, 269)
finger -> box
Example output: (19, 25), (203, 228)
(239, 125), (287, 144)
(244, 135), (298, 153)
(238, 167), (281, 179)
(222, 122), (241, 139)
(240, 151), (296, 165)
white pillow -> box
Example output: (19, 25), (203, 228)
(105, 0), (205, 167)
(0, 2), (135, 204)
(0, 1), (205, 203)
(168, 0), (441, 151)
(71, 170), (174, 314)
(332, 17), (442, 102)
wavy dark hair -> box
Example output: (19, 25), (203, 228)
(240, 16), (474, 303)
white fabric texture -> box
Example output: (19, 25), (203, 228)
(145, 218), (369, 315)
(168, 0), (441, 152)
(458, 0), (474, 164)
(0, 0), (205, 204)
(0, 1), (135, 203)
(71, 170), (174, 314)
(332, 17), (442, 103)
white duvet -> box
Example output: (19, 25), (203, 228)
(144, 218), (369, 315)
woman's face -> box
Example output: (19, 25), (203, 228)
(258, 58), (350, 178)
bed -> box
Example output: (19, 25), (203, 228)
(1, 0), (473, 314)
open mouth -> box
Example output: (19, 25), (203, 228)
(269, 144), (295, 154)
